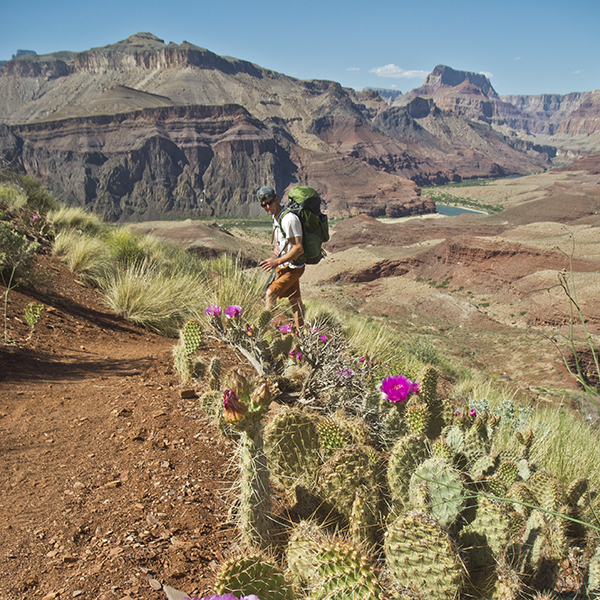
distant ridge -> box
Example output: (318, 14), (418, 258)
(0, 33), (594, 221)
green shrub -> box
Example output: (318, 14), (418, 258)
(0, 170), (58, 214)
(0, 182), (28, 213)
(0, 222), (39, 282)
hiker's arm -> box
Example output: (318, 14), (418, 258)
(260, 236), (303, 271)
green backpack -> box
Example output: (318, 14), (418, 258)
(276, 186), (330, 266)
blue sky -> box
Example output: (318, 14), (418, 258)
(2, 0), (599, 96)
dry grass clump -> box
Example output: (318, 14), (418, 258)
(101, 260), (209, 337)
(47, 205), (105, 235)
(52, 229), (114, 287)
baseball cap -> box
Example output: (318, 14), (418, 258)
(257, 186), (276, 201)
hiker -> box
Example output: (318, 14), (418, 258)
(258, 186), (306, 329)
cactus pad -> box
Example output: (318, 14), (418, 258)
(215, 552), (293, 600)
(385, 511), (464, 600)
(409, 458), (465, 527)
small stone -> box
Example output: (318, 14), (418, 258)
(149, 579), (162, 590)
(63, 554), (78, 563)
(180, 389), (197, 399)
(73, 591), (83, 597)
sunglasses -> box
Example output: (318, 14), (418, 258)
(260, 196), (275, 208)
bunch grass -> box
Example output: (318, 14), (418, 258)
(47, 205), (105, 235)
(101, 259), (209, 336)
(52, 229), (114, 287)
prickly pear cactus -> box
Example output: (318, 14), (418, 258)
(588, 544), (600, 599)
(172, 342), (192, 383)
(431, 438), (452, 461)
(237, 431), (271, 549)
(497, 460), (520, 488)
(469, 454), (498, 481)
(408, 458), (465, 527)
(387, 434), (429, 510)
(459, 495), (524, 570)
(208, 356), (221, 390)
(404, 402), (429, 437)
(263, 407), (322, 494)
(317, 417), (349, 457)
(199, 389), (240, 440)
(215, 552), (294, 600)
(419, 365), (446, 439)
(385, 511), (464, 600)
(257, 309), (272, 330)
(308, 540), (384, 600)
(349, 480), (381, 549)
(287, 520), (329, 592)
(528, 471), (565, 513)
(317, 445), (380, 521)
(507, 481), (536, 518)
(181, 318), (202, 355)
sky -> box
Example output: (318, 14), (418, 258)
(2, 0), (599, 97)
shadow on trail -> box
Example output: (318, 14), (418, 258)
(21, 285), (144, 336)
(0, 345), (154, 383)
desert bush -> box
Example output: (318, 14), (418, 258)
(101, 259), (209, 336)
(0, 182), (28, 214)
(18, 174), (58, 213)
(0, 170), (58, 214)
(47, 205), (105, 235)
(0, 222), (39, 282)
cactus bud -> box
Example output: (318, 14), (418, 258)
(226, 368), (249, 394)
(251, 381), (272, 407)
(223, 388), (247, 422)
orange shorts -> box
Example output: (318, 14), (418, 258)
(268, 266), (304, 299)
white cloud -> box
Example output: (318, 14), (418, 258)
(515, 56), (521, 60)
(369, 64), (429, 79)
(574, 70), (582, 74)
(479, 71), (493, 79)
(346, 67), (360, 72)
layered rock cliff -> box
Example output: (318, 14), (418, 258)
(0, 34), (561, 220)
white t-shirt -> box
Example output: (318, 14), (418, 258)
(273, 210), (303, 269)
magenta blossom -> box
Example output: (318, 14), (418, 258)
(313, 327), (319, 333)
(205, 304), (222, 317)
(279, 324), (293, 333)
(189, 595), (260, 600)
(224, 305), (243, 319)
(411, 381), (421, 394)
(319, 334), (328, 342)
(380, 375), (419, 404)
(359, 356), (366, 363)
(469, 409), (477, 417)
(295, 352), (303, 361)
(289, 349), (296, 357)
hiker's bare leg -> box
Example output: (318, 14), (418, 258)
(265, 288), (275, 312)
(290, 291), (305, 329)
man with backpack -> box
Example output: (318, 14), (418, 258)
(258, 185), (306, 329)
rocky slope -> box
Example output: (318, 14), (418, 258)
(0, 33), (556, 220)
(393, 65), (593, 135)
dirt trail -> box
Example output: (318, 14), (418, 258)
(0, 255), (241, 600)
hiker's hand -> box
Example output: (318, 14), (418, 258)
(260, 258), (278, 271)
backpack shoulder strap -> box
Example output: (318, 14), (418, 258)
(274, 207), (293, 238)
